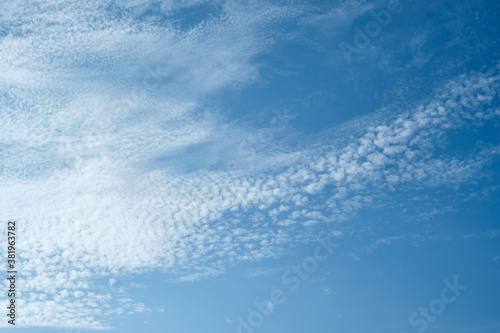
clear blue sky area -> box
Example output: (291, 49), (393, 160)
(0, 0), (499, 332)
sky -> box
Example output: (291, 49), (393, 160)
(0, 0), (499, 332)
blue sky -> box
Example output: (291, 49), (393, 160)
(0, 0), (499, 332)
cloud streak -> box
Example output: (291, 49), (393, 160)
(0, 0), (499, 329)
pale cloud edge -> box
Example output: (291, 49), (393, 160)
(0, 0), (499, 329)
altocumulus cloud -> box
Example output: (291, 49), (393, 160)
(0, 0), (499, 329)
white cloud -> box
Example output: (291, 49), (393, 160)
(2, 65), (498, 328)
(0, 0), (499, 329)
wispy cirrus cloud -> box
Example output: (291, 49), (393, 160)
(0, 0), (499, 330)
(1, 63), (498, 328)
